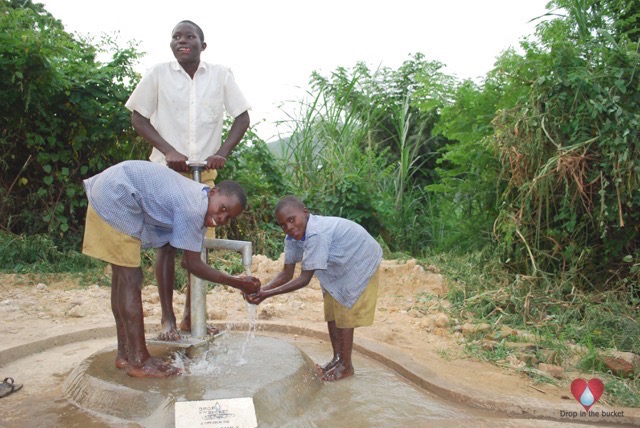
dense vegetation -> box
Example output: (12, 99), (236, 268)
(0, 0), (146, 249)
(1, 0), (638, 402)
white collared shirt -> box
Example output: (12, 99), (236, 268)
(125, 61), (250, 164)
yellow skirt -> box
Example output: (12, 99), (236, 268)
(323, 268), (379, 328)
(82, 204), (141, 267)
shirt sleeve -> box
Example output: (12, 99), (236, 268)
(301, 234), (329, 271)
(283, 238), (303, 265)
(125, 68), (158, 119)
(223, 69), (251, 118)
(169, 208), (206, 252)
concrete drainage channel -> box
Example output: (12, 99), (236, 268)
(0, 322), (638, 427)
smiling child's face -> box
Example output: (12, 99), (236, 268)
(276, 204), (309, 241)
(170, 22), (206, 64)
(205, 188), (243, 228)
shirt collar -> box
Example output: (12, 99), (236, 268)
(170, 61), (208, 73)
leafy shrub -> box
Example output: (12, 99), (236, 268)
(0, 230), (99, 272)
(492, 0), (640, 287)
(216, 125), (291, 258)
(0, 1), (146, 249)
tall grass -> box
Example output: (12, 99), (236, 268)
(276, 68), (436, 254)
(379, 96), (438, 254)
(276, 69), (390, 235)
(0, 231), (99, 273)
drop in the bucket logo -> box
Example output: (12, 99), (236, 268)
(570, 378), (604, 411)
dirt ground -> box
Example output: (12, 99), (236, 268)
(0, 254), (630, 418)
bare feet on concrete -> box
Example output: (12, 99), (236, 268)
(315, 357), (339, 376)
(321, 361), (354, 381)
(156, 321), (181, 341)
(125, 356), (182, 378)
(115, 352), (128, 369)
(179, 318), (220, 336)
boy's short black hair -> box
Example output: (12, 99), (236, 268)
(215, 180), (247, 209)
(175, 20), (205, 42)
(275, 195), (306, 213)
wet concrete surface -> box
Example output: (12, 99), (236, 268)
(64, 334), (323, 426)
(270, 333), (619, 428)
(0, 329), (631, 427)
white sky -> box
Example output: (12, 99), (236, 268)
(39, 0), (549, 141)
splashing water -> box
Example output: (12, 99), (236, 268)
(237, 301), (258, 366)
(246, 301), (257, 333)
(172, 351), (186, 372)
(168, 300), (260, 373)
(171, 348), (222, 376)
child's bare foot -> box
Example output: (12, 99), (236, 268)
(315, 358), (339, 375)
(208, 324), (221, 335)
(321, 362), (354, 381)
(157, 323), (181, 341)
(125, 356), (182, 378)
(115, 353), (128, 369)
(179, 317), (191, 333)
(179, 318), (220, 335)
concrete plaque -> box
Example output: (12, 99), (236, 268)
(175, 398), (257, 428)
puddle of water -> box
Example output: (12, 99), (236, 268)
(275, 337), (479, 427)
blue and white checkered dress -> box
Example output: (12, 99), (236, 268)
(83, 160), (209, 252)
(284, 214), (383, 308)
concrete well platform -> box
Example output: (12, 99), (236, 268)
(63, 333), (322, 427)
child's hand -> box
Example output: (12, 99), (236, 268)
(246, 291), (266, 305)
(206, 154), (227, 170)
(165, 149), (189, 172)
(235, 275), (260, 294)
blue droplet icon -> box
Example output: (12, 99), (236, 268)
(580, 387), (595, 406)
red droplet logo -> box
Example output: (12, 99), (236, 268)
(570, 378), (604, 411)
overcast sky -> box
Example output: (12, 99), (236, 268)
(39, 0), (550, 141)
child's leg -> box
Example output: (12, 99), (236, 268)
(321, 268), (379, 381)
(111, 271), (128, 369)
(316, 321), (341, 374)
(322, 327), (354, 381)
(155, 244), (180, 341)
(179, 275), (192, 332)
(112, 265), (149, 366)
(112, 264), (181, 378)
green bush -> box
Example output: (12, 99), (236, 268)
(0, 230), (99, 272)
(216, 125), (291, 258)
(0, 1), (146, 249)
(491, 0), (640, 287)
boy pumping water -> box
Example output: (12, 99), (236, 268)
(126, 20), (251, 340)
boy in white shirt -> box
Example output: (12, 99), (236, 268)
(125, 20), (251, 341)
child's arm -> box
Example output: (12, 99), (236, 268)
(247, 267), (314, 305)
(182, 250), (260, 294)
(131, 111), (189, 172)
(206, 111), (250, 170)
(261, 263), (295, 291)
